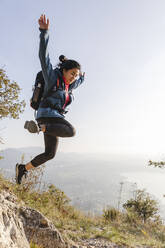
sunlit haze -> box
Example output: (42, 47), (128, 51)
(1, 0), (165, 156)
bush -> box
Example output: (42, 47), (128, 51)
(103, 207), (120, 222)
(123, 189), (159, 223)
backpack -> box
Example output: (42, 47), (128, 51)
(30, 71), (60, 110)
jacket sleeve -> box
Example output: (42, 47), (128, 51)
(39, 29), (57, 93)
(69, 75), (85, 91)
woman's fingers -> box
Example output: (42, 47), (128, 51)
(39, 14), (43, 22)
(38, 15), (43, 25)
(43, 14), (46, 23)
(79, 71), (85, 77)
(47, 18), (49, 26)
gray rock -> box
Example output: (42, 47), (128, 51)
(0, 190), (68, 248)
(20, 206), (66, 248)
(0, 191), (29, 248)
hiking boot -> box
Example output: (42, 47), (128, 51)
(15, 163), (28, 184)
(24, 120), (39, 133)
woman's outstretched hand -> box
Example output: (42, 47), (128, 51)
(38, 14), (49, 30)
(79, 72), (85, 77)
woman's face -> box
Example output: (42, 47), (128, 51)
(63, 68), (80, 84)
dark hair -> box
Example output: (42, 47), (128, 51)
(57, 55), (81, 72)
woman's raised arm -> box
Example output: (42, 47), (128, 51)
(38, 15), (57, 95)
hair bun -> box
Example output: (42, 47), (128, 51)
(59, 55), (67, 62)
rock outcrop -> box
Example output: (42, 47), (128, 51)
(0, 191), (29, 248)
(0, 190), (71, 248)
(0, 190), (123, 248)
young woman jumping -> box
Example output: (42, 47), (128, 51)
(16, 14), (85, 184)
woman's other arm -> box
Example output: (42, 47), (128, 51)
(69, 72), (85, 91)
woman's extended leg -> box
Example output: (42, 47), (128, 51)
(16, 133), (59, 184)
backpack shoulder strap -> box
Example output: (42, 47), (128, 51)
(57, 78), (60, 88)
(35, 71), (44, 86)
(43, 77), (61, 99)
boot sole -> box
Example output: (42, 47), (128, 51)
(24, 121), (29, 129)
(24, 120), (39, 133)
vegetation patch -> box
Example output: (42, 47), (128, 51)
(0, 167), (165, 247)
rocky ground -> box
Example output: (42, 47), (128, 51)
(78, 238), (126, 248)
(0, 190), (155, 248)
(78, 239), (151, 248)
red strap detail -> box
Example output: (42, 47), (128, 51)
(57, 78), (59, 88)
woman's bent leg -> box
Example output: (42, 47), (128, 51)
(30, 133), (59, 167)
(45, 118), (76, 137)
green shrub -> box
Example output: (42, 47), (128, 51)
(123, 189), (159, 223)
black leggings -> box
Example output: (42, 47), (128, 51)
(30, 117), (75, 167)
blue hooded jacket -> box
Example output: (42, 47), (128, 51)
(36, 29), (85, 120)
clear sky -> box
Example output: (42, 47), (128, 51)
(1, 0), (165, 155)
